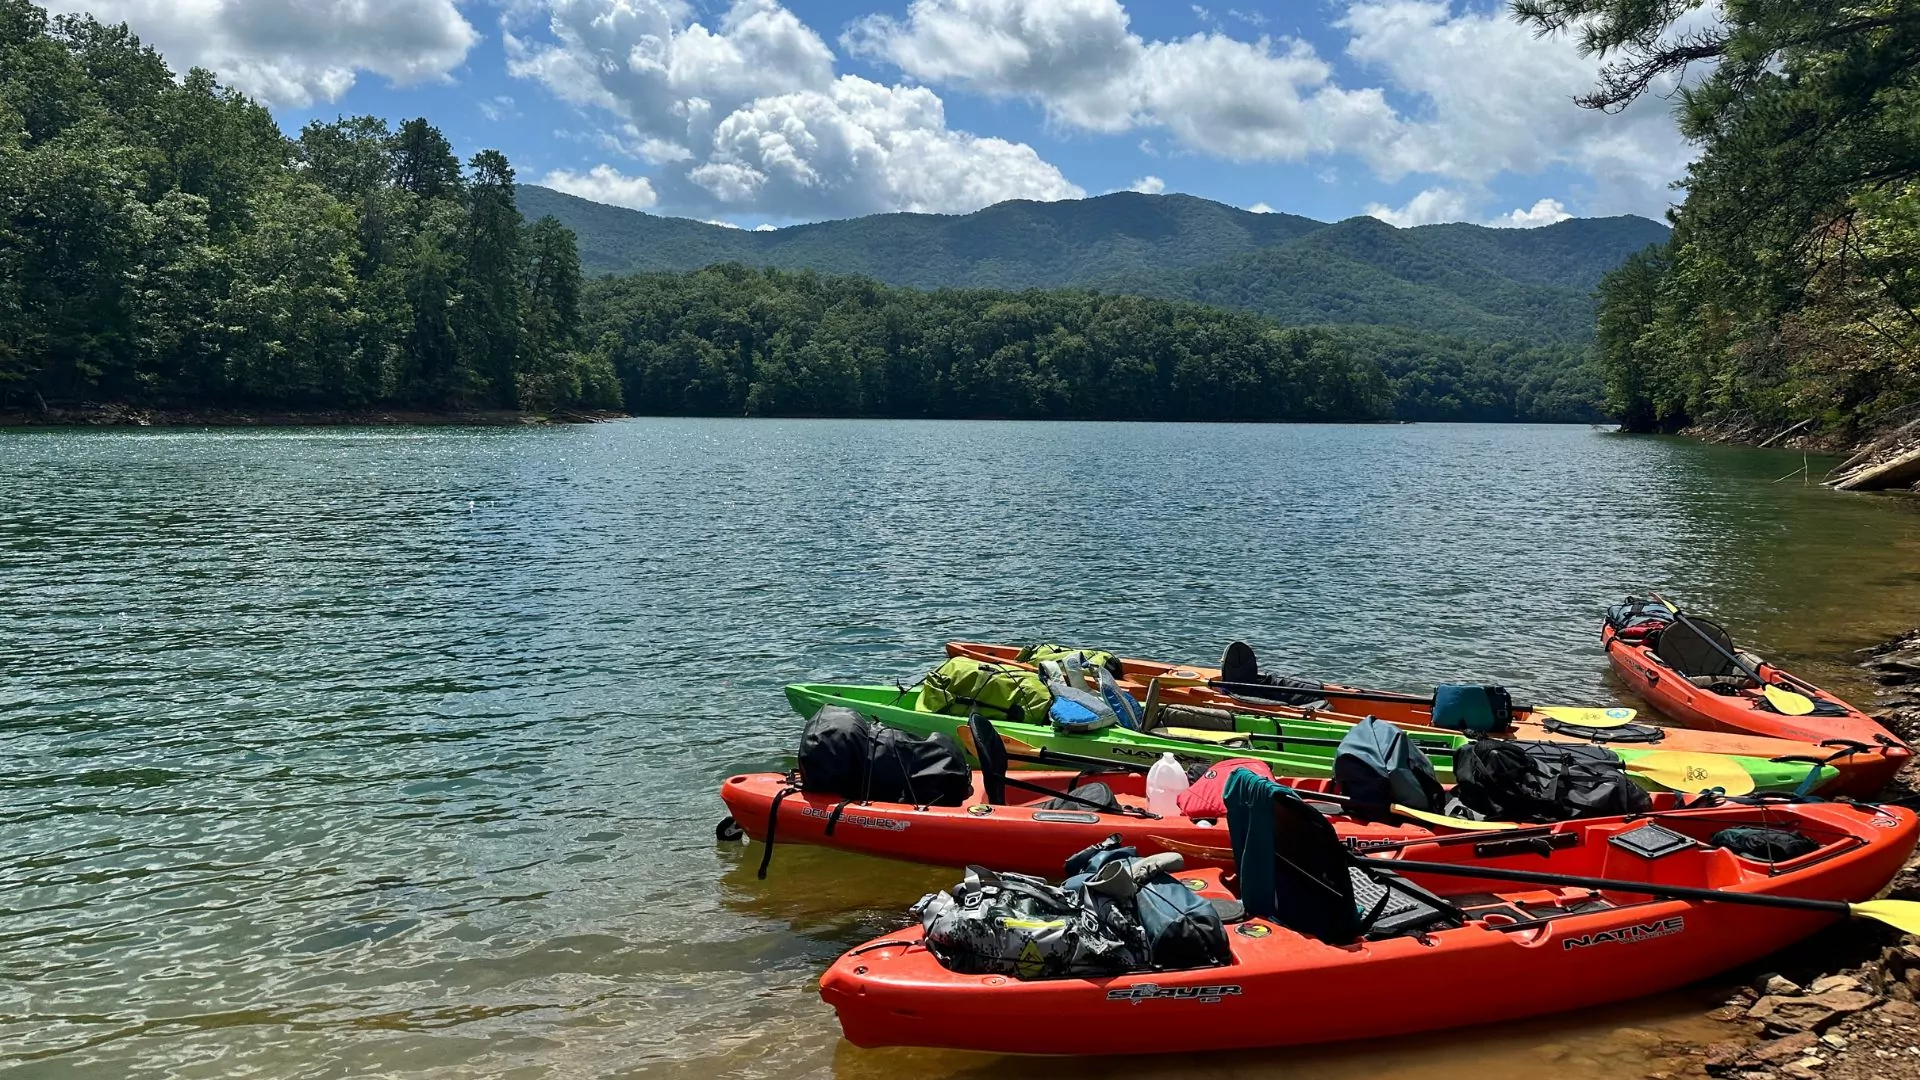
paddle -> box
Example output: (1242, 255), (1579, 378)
(1651, 593), (1817, 717)
(1621, 750), (1757, 797)
(1210, 678), (1639, 729)
(1358, 854), (1920, 935)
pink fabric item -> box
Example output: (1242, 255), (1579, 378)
(1176, 757), (1275, 818)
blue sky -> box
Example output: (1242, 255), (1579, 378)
(46, 1), (1696, 229)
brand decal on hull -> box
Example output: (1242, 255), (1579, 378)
(1108, 983), (1243, 1004)
(798, 807), (910, 832)
(1562, 916), (1684, 950)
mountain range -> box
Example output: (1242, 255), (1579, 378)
(517, 186), (1669, 346)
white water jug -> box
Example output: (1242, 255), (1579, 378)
(1146, 753), (1189, 817)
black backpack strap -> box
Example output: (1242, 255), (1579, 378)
(823, 798), (854, 836)
(755, 783), (801, 880)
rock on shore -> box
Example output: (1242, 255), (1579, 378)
(1695, 627), (1920, 1080)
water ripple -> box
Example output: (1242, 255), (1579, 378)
(3, 419), (1919, 1079)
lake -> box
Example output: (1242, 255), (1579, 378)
(4, 419), (1920, 1079)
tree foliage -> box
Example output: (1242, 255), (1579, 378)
(1525, 0), (1920, 432)
(0, 0), (615, 412)
(581, 266), (1599, 423)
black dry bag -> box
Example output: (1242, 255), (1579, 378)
(797, 705), (972, 806)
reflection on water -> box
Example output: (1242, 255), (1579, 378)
(2, 420), (1917, 1078)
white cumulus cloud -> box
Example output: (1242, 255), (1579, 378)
(846, 0), (1399, 162)
(43, 0), (479, 107)
(1247, 202), (1276, 213)
(847, 0), (1698, 218)
(1364, 187), (1472, 227)
(1128, 175), (1165, 194)
(1493, 198), (1574, 228)
(540, 164), (660, 210)
(506, 0), (1081, 218)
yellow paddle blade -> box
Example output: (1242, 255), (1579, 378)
(955, 724), (1042, 762)
(1849, 900), (1920, 935)
(1392, 805), (1521, 831)
(1534, 706), (1638, 728)
(1625, 751), (1757, 796)
(1763, 684), (1817, 716)
(1158, 726), (1253, 745)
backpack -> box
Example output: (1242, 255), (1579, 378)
(1332, 716), (1445, 816)
(1094, 666), (1145, 730)
(919, 657), (1053, 724)
(1605, 597), (1674, 639)
(1445, 740), (1651, 823)
(1430, 684), (1514, 733)
(915, 865), (1140, 979)
(797, 705), (972, 806)
(1063, 841), (1231, 972)
(1176, 757), (1275, 819)
(1035, 781), (1122, 813)
(1046, 679), (1120, 734)
(1711, 826), (1818, 863)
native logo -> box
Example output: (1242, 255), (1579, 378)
(1562, 916), (1684, 950)
(1108, 983), (1243, 1004)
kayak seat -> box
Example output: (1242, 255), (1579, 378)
(1217, 640), (1330, 708)
(1348, 866), (1461, 940)
(1653, 617), (1744, 678)
(1225, 769), (1464, 945)
(967, 710), (1010, 804)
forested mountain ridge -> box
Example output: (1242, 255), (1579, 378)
(0, 0), (1620, 427)
(518, 184), (1667, 345)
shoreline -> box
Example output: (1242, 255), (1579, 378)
(1, 404), (1595, 430)
(0, 404), (630, 429)
(1686, 628), (1920, 1080)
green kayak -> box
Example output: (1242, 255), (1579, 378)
(784, 683), (1838, 795)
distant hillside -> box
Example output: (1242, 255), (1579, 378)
(518, 186), (1668, 345)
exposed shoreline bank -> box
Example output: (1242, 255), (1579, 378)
(0, 403), (629, 429)
(1683, 629), (1920, 1080)
(1680, 412), (1920, 493)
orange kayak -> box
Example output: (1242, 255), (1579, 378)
(1602, 617), (1907, 795)
(720, 769), (1713, 876)
(822, 799), (1919, 1055)
(945, 641), (1872, 795)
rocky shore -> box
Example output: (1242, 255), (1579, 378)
(0, 402), (626, 428)
(1659, 629), (1920, 1080)
(1682, 410), (1920, 493)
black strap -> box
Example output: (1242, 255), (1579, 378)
(755, 785), (799, 880)
(824, 798), (853, 836)
(998, 773), (1154, 818)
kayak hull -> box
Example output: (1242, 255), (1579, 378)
(721, 771), (1704, 875)
(822, 803), (1918, 1055)
(784, 683), (1836, 795)
(1602, 625), (1907, 796)
(947, 640), (1866, 795)
(723, 772), (1437, 875)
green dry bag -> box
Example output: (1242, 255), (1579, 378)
(919, 657), (1053, 724)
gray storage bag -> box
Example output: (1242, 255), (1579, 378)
(914, 865), (1139, 979)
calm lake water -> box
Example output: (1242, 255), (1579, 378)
(4, 419), (1920, 1079)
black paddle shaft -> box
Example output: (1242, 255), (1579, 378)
(1363, 855), (1852, 917)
